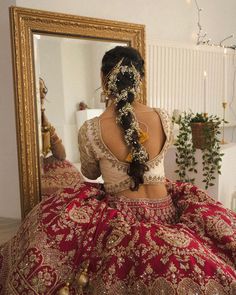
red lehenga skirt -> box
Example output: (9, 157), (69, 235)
(1, 176), (236, 294)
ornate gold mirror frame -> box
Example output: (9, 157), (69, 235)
(9, 6), (146, 218)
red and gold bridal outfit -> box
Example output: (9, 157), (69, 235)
(1, 108), (236, 294)
(0, 181), (236, 294)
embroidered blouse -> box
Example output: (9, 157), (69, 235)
(78, 108), (173, 194)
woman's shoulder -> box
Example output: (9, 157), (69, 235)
(150, 107), (173, 141)
(80, 116), (99, 131)
(78, 117), (99, 141)
(155, 108), (172, 121)
(152, 107), (170, 116)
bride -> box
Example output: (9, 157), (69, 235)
(0, 46), (236, 295)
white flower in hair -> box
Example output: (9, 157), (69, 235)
(105, 57), (148, 166)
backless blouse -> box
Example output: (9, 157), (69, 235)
(78, 108), (173, 194)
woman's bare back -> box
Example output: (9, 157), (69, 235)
(99, 102), (168, 199)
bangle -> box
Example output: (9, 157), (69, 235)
(50, 133), (58, 140)
(42, 125), (50, 132)
(51, 138), (62, 146)
(49, 125), (55, 134)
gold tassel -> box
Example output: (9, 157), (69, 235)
(75, 268), (89, 288)
(75, 262), (89, 294)
(58, 282), (70, 295)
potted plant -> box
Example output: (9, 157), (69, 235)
(190, 113), (209, 149)
(173, 112), (224, 189)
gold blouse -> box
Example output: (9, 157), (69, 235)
(78, 108), (173, 194)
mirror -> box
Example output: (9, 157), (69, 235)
(34, 35), (126, 165)
(10, 6), (146, 218)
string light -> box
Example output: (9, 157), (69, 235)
(194, 0), (235, 49)
(194, 1), (236, 142)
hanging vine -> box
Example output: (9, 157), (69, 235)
(174, 112), (197, 183)
(174, 112), (224, 189)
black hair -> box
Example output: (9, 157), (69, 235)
(101, 46), (149, 191)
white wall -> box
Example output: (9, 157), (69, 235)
(15, 0), (236, 45)
(0, 0), (21, 219)
(61, 42), (93, 163)
(1, 0), (236, 218)
(147, 44), (236, 123)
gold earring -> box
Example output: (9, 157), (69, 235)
(101, 89), (110, 103)
(100, 91), (107, 103)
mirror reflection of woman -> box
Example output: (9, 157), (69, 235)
(40, 77), (66, 161)
(39, 78), (83, 197)
(1, 47), (236, 294)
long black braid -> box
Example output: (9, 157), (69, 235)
(101, 46), (149, 191)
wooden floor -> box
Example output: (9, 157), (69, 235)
(0, 217), (21, 245)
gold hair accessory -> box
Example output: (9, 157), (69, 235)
(102, 58), (124, 90)
(106, 58), (141, 100)
(125, 152), (133, 163)
(125, 129), (149, 163)
(139, 129), (149, 144)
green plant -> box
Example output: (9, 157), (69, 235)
(173, 112), (224, 189)
(174, 113), (197, 183)
(201, 115), (223, 188)
(190, 112), (208, 123)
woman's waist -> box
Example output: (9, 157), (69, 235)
(103, 175), (166, 195)
(115, 183), (168, 200)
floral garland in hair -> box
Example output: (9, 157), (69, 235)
(104, 58), (149, 164)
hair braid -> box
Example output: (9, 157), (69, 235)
(115, 102), (149, 190)
(102, 46), (149, 191)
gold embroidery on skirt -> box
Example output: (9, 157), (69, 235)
(205, 279), (227, 295)
(69, 205), (93, 224)
(156, 228), (191, 248)
(206, 216), (234, 239)
(129, 280), (149, 295)
(177, 278), (203, 295)
(88, 276), (231, 294)
(106, 229), (126, 249)
(230, 281), (236, 295)
(150, 277), (175, 295)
